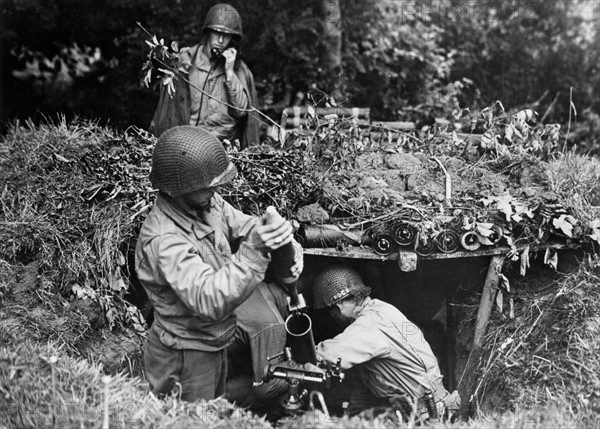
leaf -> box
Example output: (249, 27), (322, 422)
(480, 197), (494, 207)
(462, 216), (474, 230)
(544, 248), (558, 270)
(167, 79), (175, 96)
(589, 225), (600, 245)
(496, 198), (513, 222)
(513, 109), (536, 122)
(499, 273), (510, 293)
(509, 297), (515, 319)
(109, 272), (126, 291)
(552, 214), (574, 237)
(520, 246), (530, 276)
(480, 130), (497, 149)
(475, 223), (494, 237)
(72, 283), (95, 300)
(505, 123), (514, 142)
(143, 69), (152, 87)
(496, 289), (504, 313)
(158, 68), (174, 77)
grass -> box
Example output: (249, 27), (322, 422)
(462, 256), (600, 428)
(547, 152), (600, 221)
(0, 337), (590, 429)
(0, 117), (154, 332)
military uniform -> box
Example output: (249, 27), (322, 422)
(150, 3), (260, 148)
(136, 126), (271, 401)
(313, 265), (460, 420)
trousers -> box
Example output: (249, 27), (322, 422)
(145, 325), (228, 402)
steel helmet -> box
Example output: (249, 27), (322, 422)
(150, 126), (237, 197)
(312, 265), (371, 310)
(202, 3), (243, 39)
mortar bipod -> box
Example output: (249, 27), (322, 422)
(263, 346), (344, 414)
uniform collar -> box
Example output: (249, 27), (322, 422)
(357, 296), (373, 313)
(156, 194), (214, 238)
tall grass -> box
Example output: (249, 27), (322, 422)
(547, 152), (600, 221)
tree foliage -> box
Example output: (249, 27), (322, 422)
(436, 0), (599, 119)
(1, 0), (598, 152)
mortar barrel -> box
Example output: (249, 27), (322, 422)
(285, 312), (317, 365)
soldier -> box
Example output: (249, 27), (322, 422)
(312, 264), (460, 421)
(150, 3), (260, 148)
(135, 126), (297, 401)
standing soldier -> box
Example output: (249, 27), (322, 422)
(135, 126), (297, 401)
(151, 3), (260, 148)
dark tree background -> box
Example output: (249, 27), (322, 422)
(1, 0), (598, 150)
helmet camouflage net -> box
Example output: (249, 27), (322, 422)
(150, 126), (237, 197)
(312, 265), (371, 310)
(202, 3), (243, 38)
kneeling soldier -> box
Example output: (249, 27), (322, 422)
(313, 264), (460, 421)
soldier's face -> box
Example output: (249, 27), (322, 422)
(207, 30), (232, 53)
(180, 187), (216, 213)
(329, 300), (357, 327)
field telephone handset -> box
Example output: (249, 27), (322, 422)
(210, 41), (241, 65)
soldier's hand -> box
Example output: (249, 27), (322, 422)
(250, 217), (294, 252)
(223, 47), (237, 75)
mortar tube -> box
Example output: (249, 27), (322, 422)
(285, 312), (317, 365)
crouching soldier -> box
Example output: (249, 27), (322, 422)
(312, 264), (461, 421)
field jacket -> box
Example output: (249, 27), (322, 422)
(135, 193), (270, 351)
(150, 44), (260, 148)
(316, 298), (447, 403)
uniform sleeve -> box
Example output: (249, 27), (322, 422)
(224, 73), (249, 118)
(316, 317), (390, 370)
(148, 230), (270, 322)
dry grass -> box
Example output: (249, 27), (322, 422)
(547, 152), (600, 221)
(0, 117), (154, 331)
(465, 256), (600, 427)
(0, 338), (586, 429)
